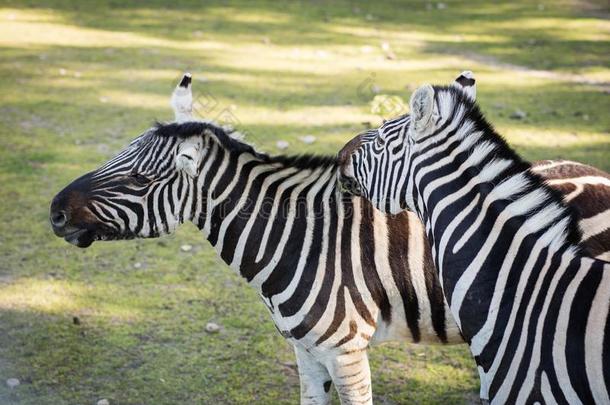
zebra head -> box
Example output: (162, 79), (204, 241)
(338, 71), (477, 214)
(50, 73), (226, 247)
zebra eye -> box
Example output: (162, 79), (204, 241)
(376, 137), (385, 146)
(129, 172), (151, 185)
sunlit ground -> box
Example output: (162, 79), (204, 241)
(0, 0), (608, 404)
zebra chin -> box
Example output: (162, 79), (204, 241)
(63, 228), (97, 248)
(54, 223), (128, 248)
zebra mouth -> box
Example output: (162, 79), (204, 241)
(64, 228), (96, 248)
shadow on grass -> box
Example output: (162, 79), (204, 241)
(3, 0), (608, 71)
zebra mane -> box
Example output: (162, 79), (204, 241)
(434, 85), (583, 248)
(153, 121), (338, 170)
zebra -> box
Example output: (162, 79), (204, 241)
(338, 76), (610, 404)
(49, 73), (610, 404)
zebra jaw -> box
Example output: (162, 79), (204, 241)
(62, 228), (96, 248)
(62, 225), (127, 248)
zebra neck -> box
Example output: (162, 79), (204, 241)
(411, 129), (580, 344)
(191, 144), (340, 292)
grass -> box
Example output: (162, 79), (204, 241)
(0, 0), (608, 403)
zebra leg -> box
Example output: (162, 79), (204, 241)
(294, 346), (333, 405)
(327, 350), (373, 405)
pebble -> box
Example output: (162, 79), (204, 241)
(6, 378), (20, 388)
(58, 68), (67, 76)
(276, 140), (290, 150)
(299, 135), (316, 145)
(205, 322), (220, 333)
(133, 262), (142, 269)
(510, 109), (527, 120)
(180, 244), (193, 252)
(381, 42), (397, 60)
(97, 399), (110, 405)
(99, 96), (109, 104)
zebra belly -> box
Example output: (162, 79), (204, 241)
(369, 297), (464, 345)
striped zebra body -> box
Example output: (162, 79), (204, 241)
(50, 74), (610, 404)
(50, 119), (458, 404)
(339, 81), (610, 404)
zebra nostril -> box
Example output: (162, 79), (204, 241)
(51, 210), (68, 228)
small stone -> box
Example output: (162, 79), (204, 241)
(74, 71), (82, 78)
(97, 399), (110, 405)
(133, 262), (142, 269)
(6, 378), (20, 388)
(437, 2), (447, 9)
(205, 322), (220, 333)
(510, 109), (527, 120)
(99, 96), (108, 103)
(299, 135), (316, 145)
(380, 42), (397, 60)
(276, 140), (290, 150)
(58, 68), (67, 76)
(180, 244), (192, 252)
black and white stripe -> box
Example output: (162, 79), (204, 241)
(532, 160), (610, 261)
(339, 81), (610, 404)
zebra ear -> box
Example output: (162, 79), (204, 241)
(409, 84), (435, 135)
(452, 70), (476, 101)
(176, 137), (202, 177)
(171, 73), (193, 122)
